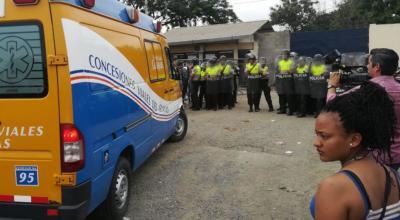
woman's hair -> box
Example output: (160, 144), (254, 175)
(322, 81), (395, 160)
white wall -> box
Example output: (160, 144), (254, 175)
(369, 23), (400, 56)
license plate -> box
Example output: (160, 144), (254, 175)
(15, 166), (39, 186)
(0, 0), (4, 17)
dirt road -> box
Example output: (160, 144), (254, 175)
(125, 92), (338, 220)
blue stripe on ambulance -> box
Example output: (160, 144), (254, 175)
(71, 80), (176, 212)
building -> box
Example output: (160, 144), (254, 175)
(164, 20), (287, 62)
(369, 23), (400, 55)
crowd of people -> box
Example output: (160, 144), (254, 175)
(245, 49), (331, 118)
(175, 56), (240, 111)
(311, 48), (400, 219)
(175, 49), (333, 118)
(175, 48), (400, 219)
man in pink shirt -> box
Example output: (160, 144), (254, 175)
(327, 48), (400, 169)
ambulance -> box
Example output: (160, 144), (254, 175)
(0, 0), (187, 219)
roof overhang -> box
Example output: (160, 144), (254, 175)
(168, 34), (253, 46)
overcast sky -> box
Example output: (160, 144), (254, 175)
(227, 0), (342, 22)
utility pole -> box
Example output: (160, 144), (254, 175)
(144, 0), (149, 14)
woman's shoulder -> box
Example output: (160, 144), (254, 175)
(316, 172), (356, 199)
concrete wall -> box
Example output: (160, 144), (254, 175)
(256, 31), (290, 67)
(369, 23), (400, 55)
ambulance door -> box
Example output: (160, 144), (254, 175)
(143, 40), (170, 134)
(0, 0), (62, 206)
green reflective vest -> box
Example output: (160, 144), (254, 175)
(221, 64), (232, 76)
(200, 69), (206, 80)
(206, 65), (220, 77)
(311, 64), (326, 76)
(193, 65), (201, 76)
(261, 66), (269, 76)
(278, 59), (294, 72)
(246, 63), (260, 76)
(296, 65), (309, 74)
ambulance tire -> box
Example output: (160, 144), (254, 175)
(168, 109), (188, 142)
(99, 157), (131, 220)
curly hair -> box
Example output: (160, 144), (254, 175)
(322, 81), (395, 161)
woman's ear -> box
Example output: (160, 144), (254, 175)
(349, 133), (362, 149)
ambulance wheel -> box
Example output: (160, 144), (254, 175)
(169, 109), (188, 142)
(99, 157), (131, 220)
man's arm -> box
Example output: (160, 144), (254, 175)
(327, 72), (341, 102)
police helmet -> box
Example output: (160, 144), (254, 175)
(246, 53), (256, 60)
(219, 55), (227, 61)
(209, 56), (218, 64)
(314, 54), (323, 61)
(176, 60), (184, 66)
(282, 49), (290, 56)
(191, 57), (199, 65)
(259, 57), (266, 65)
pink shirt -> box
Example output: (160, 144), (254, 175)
(327, 76), (400, 164)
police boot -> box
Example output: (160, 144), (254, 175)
(277, 109), (286, 114)
(249, 106), (254, 112)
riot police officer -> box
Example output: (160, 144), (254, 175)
(219, 56), (234, 109)
(190, 58), (201, 110)
(199, 62), (207, 109)
(276, 50), (295, 115)
(309, 54), (328, 117)
(245, 53), (261, 112)
(259, 57), (274, 112)
(232, 63), (239, 105)
(205, 56), (220, 111)
(293, 57), (310, 117)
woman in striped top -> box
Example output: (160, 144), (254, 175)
(311, 81), (400, 220)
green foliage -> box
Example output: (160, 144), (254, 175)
(270, 0), (400, 31)
(123, 0), (239, 28)
(270, 0), (317, 31)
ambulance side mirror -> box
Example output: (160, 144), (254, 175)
(171, 67), (181, 80)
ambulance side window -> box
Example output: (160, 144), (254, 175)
(144, 40), (166, 82)
(164, 47), (178, 80)
(0, 22), (48, 98)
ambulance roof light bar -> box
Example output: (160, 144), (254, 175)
(80, 0), (95, 9)
(155, 21), (162, 33)
(126, 6), (140, 24)
(13, 0), (39, 5)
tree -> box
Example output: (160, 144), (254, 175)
(309, 0), (400, 31)
(123, 0), (239, 28)
(270, 0), (317, 32)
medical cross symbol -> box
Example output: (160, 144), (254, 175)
(0, 37), (34, 84)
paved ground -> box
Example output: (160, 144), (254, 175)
(93, 91), (339, 220)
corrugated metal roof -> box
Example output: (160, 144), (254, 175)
(165, 20), (270, 45)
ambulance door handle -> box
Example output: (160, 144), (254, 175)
(164, 88), (174, 94)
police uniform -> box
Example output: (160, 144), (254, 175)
(309, 59), (328, 117)
(260, 62), (274, 111)
(220, 63), (234, 109)
(190, 61), (202, 110)
(276, 57), (295, 115)
(293, 62), (310, 117)
(233, 65), (239, 105)
(245, 58), (261, 112)
(199, 64), (207, 109)
(206, 60), (220, 110)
